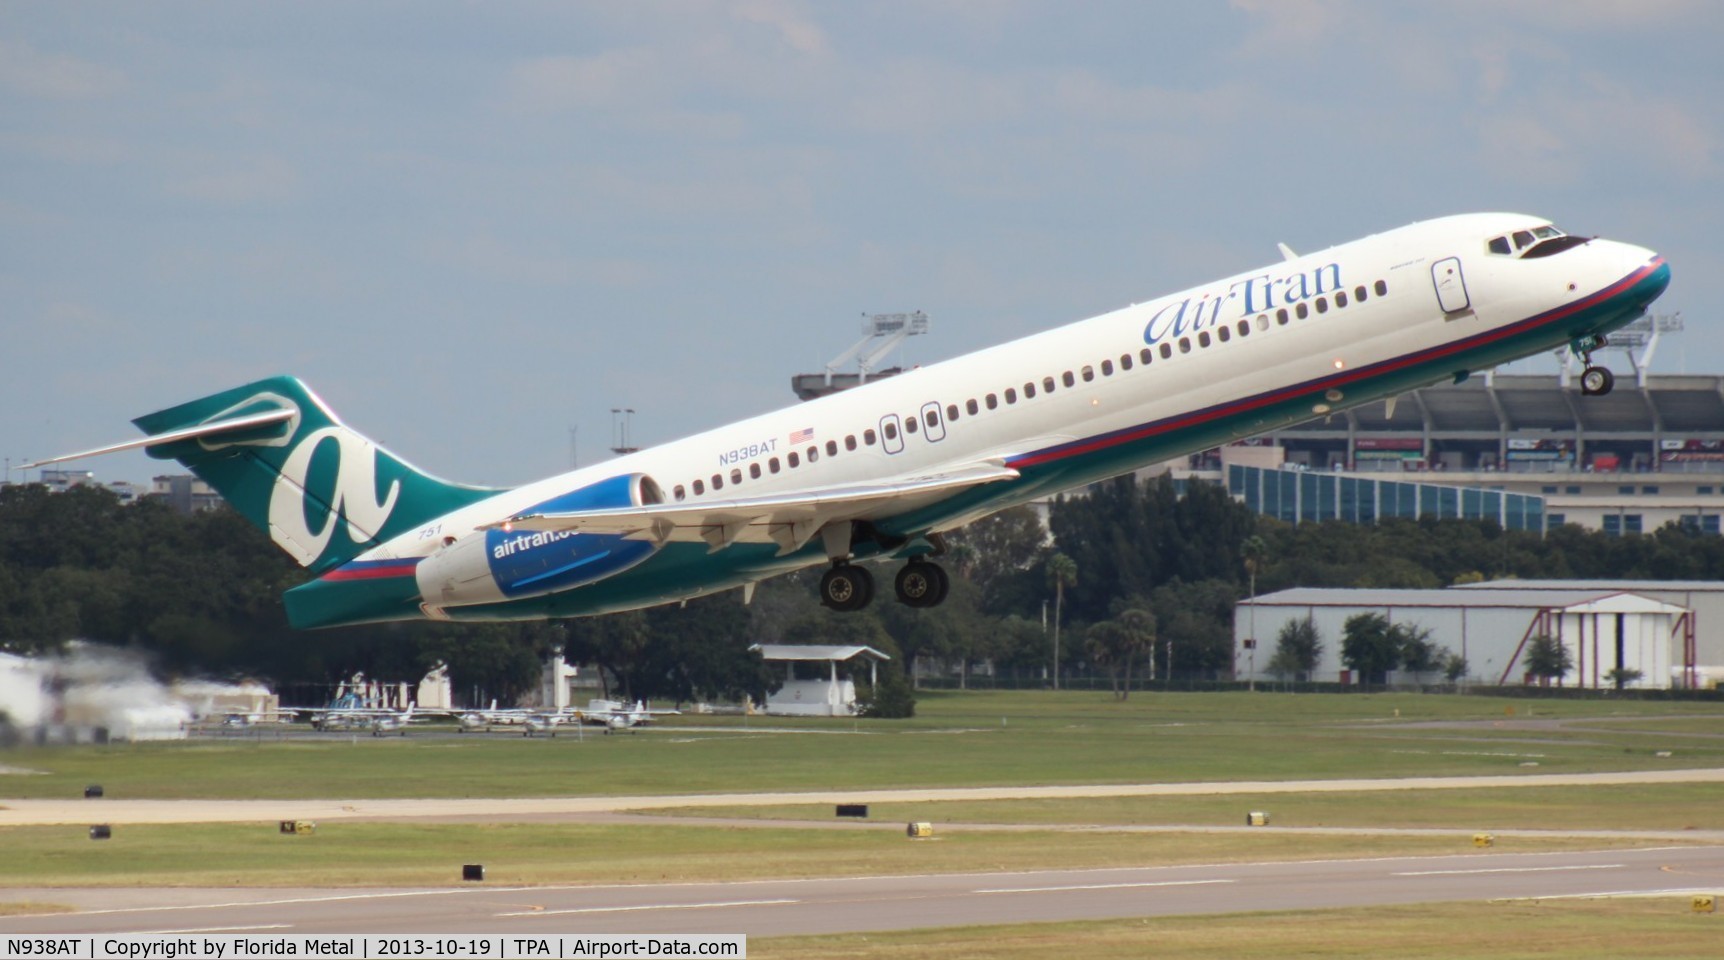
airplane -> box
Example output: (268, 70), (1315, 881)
(452, 700), (530, 732)
(519, 710), (577, 737)
(27, 214), (1669, 626)
(577, 699), (680, 730)
(296, 702), (427, 735)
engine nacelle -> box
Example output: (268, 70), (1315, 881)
(416, 474), (663, 613)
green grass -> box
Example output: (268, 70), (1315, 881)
(3, 691), (1720, 801)
(752, 899), (1724, 959)
(0, 820), (1658, 888)
(649, 781), (1724, 832)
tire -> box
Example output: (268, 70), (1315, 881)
(820, 564), (875, 611)
(895, 561), (951, 608)
(1581, 365), (1615, 396)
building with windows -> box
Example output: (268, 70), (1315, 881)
(1190, 366), (1724, 535)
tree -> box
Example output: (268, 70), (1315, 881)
(1522, 633), (1574, 686)
(1340, 612), (1401, 686)
(1604, 666), (1644, 689)
(1266, 616), (1322, 681)
(1398, 626), (1442, 682)
(1085, 605), (1155, 699)
(1046, 552), (1077, 690)
(1443, 651), (1470, 685)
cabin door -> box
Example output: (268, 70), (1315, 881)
(1431, 257), (1472, 314)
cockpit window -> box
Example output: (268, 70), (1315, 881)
(1521, 234), (1590, 258)
(1486, 224), (1577, 259)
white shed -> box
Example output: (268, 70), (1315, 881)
(750, 644), (891, 717)
(1236, 587), (1694, 689)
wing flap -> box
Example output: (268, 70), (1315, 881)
(490, 461), (1019, 555)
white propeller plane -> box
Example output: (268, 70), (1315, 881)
(29, 214), (1668, 626)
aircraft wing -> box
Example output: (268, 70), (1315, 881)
(489, 461), (1019, 556)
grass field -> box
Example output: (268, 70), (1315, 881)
(752, 898), (1724, 960)
(648, 781), (1724, 832)
(0, 820), (1660, 888)
(3, 691), (1719, 801)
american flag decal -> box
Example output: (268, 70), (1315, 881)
(789, 427), (815, 445)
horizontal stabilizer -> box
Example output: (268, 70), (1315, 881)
(21, 409), (297, 469)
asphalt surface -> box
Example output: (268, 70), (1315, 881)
(7, 767), (1724, 826)
(1, 847), (1719, 936)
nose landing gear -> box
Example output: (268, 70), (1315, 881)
(1572, 334), (1615, 397)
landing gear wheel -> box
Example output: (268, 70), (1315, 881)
(894, 560), (950, 608)
(820, 563), (875, 611)
(1580, 365), (1615, 396)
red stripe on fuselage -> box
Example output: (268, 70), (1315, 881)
(319, 560), (421, 581)
(1008, 259), (1664, 471)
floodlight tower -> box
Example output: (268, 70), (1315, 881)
(791, 311), (931, 401)
(610, 408), (638, 456)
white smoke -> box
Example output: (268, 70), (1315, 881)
(1, 641), (195, 743)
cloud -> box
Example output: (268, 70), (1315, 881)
(164, 155), (301, 204)
(730, 0), (830, 56)
(0, 39), (124, 100)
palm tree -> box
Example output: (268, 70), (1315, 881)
(1240, 535), (1268, 691)
(1046, 552), (1078, 690)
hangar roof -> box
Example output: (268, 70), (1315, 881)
(751, 644), (892, 662)
(1243, 587), (1687, 615)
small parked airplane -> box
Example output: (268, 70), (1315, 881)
(30, 214), (1667, 627)
(576, 699), (679, 730)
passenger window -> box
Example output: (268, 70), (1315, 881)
(1276, 308), (1289, 325)
(845, 435), (857, 451)
(864, 429), (876, 445)
(674, 484), (686, 501)
(1218, 326), (1231, 342)
(946, 404), (959, 421)
(1061, 371), (1074, 387)
(1198, 331), (1211, 348)
(1354, 285), (1367, 302)
(1100, 359), (1113, 376)
(808, 445), (820, 460)
(1179, 337), (1191, 353)
(1257, 314), (1269, 331)
(966, 398), (979, 415)
(1140, 348), (1153, 365)
(769, 457), (781, 473)
(1295, 303), (1309, 319)
(925, 409), (939, 428)
(1159, 343), (1172, 359)
(749, 463), (761, 479)
(1024, 382), (1036, 399)
(905, 415), (918, 433)
(731, 468), (742, 485)
(1120, 354), (1133, 371)
(986, 393), (998, 409)
(788, 452), (800, 468)
(693, 479), (705, 495)
(825, 440), (837, 456)
(1489, 236), (1512, 255)
(1315, 297), (1328, 314)
(1237, 320), (1250, 337)
(884, 421), (898, 440)
(1374, 280), (1388, 296)
(1043, 376), (1056, 392)
(1005, 388), (1017, 404)
(712, 474), (724, 490)
(1082, 365), (1094, 381)
(1335, 291), (1348, 308)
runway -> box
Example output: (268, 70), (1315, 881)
(6, 766), (1724, 826)
(1, 847), (1719, 936)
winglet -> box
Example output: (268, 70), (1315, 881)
(1277, 242), (1298, 262)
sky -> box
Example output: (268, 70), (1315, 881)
(3, 0), (1721, 488)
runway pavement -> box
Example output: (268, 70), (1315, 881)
(1, 847), (1719, 936)
(6, 767), (1724, 826)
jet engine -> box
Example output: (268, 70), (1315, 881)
(416, 473), (664, 614)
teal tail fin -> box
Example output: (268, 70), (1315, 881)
(134, 376), (501, 574)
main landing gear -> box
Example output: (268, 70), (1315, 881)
(1573, 334), (1615, 396)
(819, 559), (951, 612)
